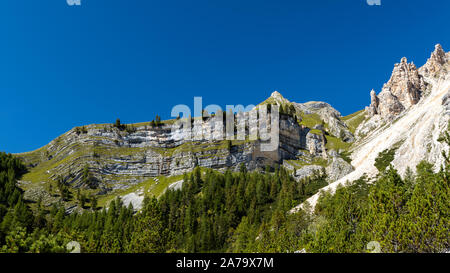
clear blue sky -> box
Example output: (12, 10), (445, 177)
(1, 0), (449, 153)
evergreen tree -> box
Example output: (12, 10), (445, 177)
(128, 197), (169, 253)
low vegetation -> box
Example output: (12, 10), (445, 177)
(325, 134), (352, 151)
(342, 109), (367, 134)
(374, 147), (398, 172)
(299, 113), (323, 128)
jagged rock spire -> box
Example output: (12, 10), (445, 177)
(421, 44), (448, 76)
(367, 89), (379, 116)
(381, 56), (424, 116)
(432, 44), (446, 64)
(390, 56), (424, 107)
(368, 55), (430, 119)
(368, 44), (449, 120)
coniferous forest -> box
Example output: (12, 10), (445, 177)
(0, 140), (448, 253)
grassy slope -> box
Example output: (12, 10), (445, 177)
(97, 174), (185, 207)
(325, 135), (352, 151)
(299, 113), (323, 128)
(342, 109), (366, 134)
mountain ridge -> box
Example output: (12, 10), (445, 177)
(16, 44), (449, 214)
(17, 91), (355, 210)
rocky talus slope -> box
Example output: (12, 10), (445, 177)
(292, 44), (450, 212)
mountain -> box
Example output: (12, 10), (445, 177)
(17, 92), (354, 210)
(16, 44), (449, 214)
(292, 44), (450, 212)
(4, 44), (449, 254)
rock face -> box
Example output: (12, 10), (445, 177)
(121, 191), (145, 210)
(367, 44), (448, 121)
(292, 44), (450, 212)
(421, 44), (448, 77)
(367, 57), (427, 120)
(19, 88), (361, 209)
(294, 101), (355, 142)
(293, 165), (324, 182)
(168, 180), (184, 191)
(367, 89), (379, 116)
(325, 157), (354, 183)
(291, 156), (353, 183)
(306, 132), (327, 159)
(278, 115), (310, 160)
(19, 104), (325, 191)
(359, 45), (450, 174)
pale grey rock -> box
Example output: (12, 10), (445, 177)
(65, 205), (79, 215)
(294, 101), (355, 142)
(23, 186), (57, 206)
(306, 132), (327, 159)
(269, 91), (291, 105)
(359, 44), (450, 141)
(325, 157), (354, 183)
(121, 191), (144, 210)
(327, 149), (339, 158)
(420, 44), (448, 77)
(168, 180), (184, 191)
(355, 114), (384, 140)
(368, 44), (449, 122)
(367, 89), (379, 116)
(294, 165), (324, 182)
(443, 92), (450, 114)
(282, 161), (295, 171)
(368, 57), (427, 120)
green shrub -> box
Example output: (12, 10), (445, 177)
(374, 148), (397, 172)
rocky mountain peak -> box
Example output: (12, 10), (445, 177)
(432, 43), (446, 64)
(385, 56), (425, 107)
(271, 90), (283, 99)
(421, 43), (448, 77)
(265, 90), (291, 106)
(366, 48), (436, 120)
(367, 44), (449, 121)
(297, 45), (450, 212)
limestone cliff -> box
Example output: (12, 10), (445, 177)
(20, 91), (354, 205)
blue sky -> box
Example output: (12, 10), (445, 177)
(1, 0), (449, 153)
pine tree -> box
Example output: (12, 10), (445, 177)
(361, 167), (407, 253)
(127, 197), (169, 253)
(401, 161), (449, 252)
(91, 195), (98, 211)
